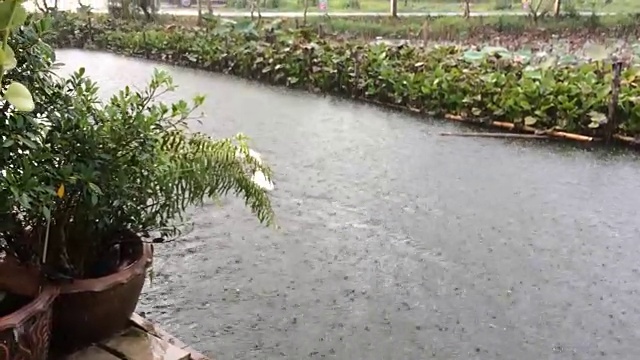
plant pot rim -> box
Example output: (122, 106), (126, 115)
(58, 242), (153, 294)
(0, 285), (58, 331)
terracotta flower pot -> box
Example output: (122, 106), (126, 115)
(0, 261), (58, 360)
(50, 240), (153, 354)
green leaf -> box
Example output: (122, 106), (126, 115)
(87, 182), (103, 195)
(539, 56), (557, 70)
(524, 116), (537, 126)
(514, 49), (533, 63)
(0, 1), (27, 29)
(10, 3), (26, 29)
(558, 55), (578, 65)
(42, 206), (51, 221)
(16, 135), (36, 149)
(0, 1), (13, 29)
(0, 45), (16, 71)
(523, 69), (542, 80)
(588, 110), (608, 125)
(584, 43), (608, 62)
(588, 121), (601, 129)
(4, 82), (34, 112)
(34, 16), (52, 34)
(462, 50), (485, 62)
(18, 193), (31, 209)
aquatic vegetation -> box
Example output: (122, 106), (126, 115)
(49, 13), (640, 144)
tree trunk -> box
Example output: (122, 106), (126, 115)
(553, 0), (561, 16)
(463, 0), (470, 18)
(207, 0), (212, 14)
(122, 0), (131, 19)
(303, 0), (309, 25)
(34, 0), (47, 12)
(139, 0), (152, 21)
(390, 0), (397, 17)
(197, 0), (203, 25)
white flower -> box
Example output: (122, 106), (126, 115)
(235, 148), (275, 191)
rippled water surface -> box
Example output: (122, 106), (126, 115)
(57, 50), (640, 360)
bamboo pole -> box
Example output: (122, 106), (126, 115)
(440, 132), (549, 139)
(444, 114), (595, 142)
(358, 99), (639, 147)
(613, 134), (640, 145)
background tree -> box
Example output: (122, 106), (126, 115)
(528, 0), (553, 23)
(138, 0), (152, 21)
(553, 0), (561, 16)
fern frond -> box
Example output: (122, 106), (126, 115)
(150, 129), (275, 228)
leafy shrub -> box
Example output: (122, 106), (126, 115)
(233, 0), (248, 9)
(494, 0), (513, 10)
(4, 64), (275, 277)
(266, 0), (280, 8)
(561, 0), (580, 17)
(2, 13), (275, 279)
(344, 0), (361, 9)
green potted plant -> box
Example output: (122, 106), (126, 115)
(2, 13), (275, 359)
(43, 67), (274, 353)
(0, 4), (60, 360)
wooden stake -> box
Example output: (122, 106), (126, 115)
(605, 61), (624, 144)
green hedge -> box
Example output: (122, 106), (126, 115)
(50, 13), (640, 142)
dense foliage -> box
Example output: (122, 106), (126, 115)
(1, 14), (57, 263)
(47, 13), (640, 141)
(0, 1), (38, 113)
(67, 12), (640, 44)
(1, 13), (274, 280)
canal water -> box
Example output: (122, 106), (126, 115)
(57, 50), (640, 360)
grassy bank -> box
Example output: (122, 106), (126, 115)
(216, 0), (491, 13)
(154, 12), (640, 40)
(50, 12), (640, 145)
(285, 13), (638, 40)
(204, 0), (635, 14)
